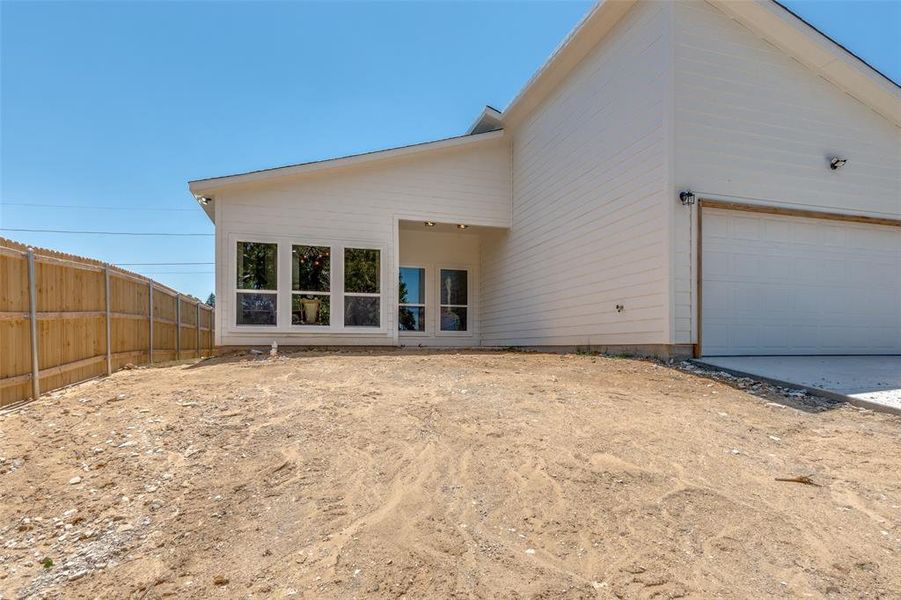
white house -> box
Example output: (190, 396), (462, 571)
(189, 0), (901, 358)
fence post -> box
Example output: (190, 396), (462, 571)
(209, 307), (214, 354)
(148, 282), (154, 365)
(175, 293), (181, 361)
(195, 302), (200, 358)
(104, 266), (112, 376)
(26, 248), (40, 401)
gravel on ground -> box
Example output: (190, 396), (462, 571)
(1, 350), (899, 599)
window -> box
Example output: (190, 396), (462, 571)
(439, 269), (468, 332)
(344, 248), (380, 327)
(398, 267), (425, 332)
(292, 245), (330, 326)
(236, 241), (277, 325)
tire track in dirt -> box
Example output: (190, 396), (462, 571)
(1, 351), (899, 598)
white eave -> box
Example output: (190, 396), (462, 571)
(502, 0), (637, 127)
(466, 106), (504, 135)
(712, 0), (901, 126)
(188, 129), (505, 220)
(502, 0), (900, 128)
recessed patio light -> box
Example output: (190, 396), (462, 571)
(457, 224), (468, 229)
(424, 221), (436, 227)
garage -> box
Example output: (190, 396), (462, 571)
(700, 204), (901, 356)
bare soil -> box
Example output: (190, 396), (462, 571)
(1, 350), (899, 599)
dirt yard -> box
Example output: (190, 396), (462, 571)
(1, 350), (899, 599)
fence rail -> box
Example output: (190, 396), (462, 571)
(0, 239), (214, 408)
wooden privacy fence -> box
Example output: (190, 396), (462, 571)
(0, 238), (214, 408)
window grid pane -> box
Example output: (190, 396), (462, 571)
(399, 306), (425, 332)
(292, 245), (330, 292)
(237, 242), (277, 291)
(345, 296), (380, 327)
(345, 248), (380, 294)
(399, 267), (425, 305)
(440, 306), (467, 332)
(236, 292), (277, 326)
(292, 293), (330, 326)
(439, 269), (467, 306)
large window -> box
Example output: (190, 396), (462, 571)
(292, 245), (330, 326)
(439, 269), (468, 332)
(344, 248), (380, 327)
(236, 241), (277, 326)
(398, 267), (425, 332)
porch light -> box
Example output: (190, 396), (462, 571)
(457, 224), (469, 229)
(424, 221), (436, 227)
(829, 157), (847, 170)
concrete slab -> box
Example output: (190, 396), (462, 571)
(693, 356), (901, 415)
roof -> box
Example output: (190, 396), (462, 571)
(466, 105), (503, 135)
(772, 1), (899, 90)
(503, 0), (900, 127)
(188, 0), (899, 219)
(188, 129), (505, 218)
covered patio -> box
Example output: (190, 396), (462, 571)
(396, 219), (504, 346)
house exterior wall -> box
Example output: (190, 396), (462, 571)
(213, 139), (510, 346)
(398, 228), (481, 346)
(208, 0), (900, 354)
(480, 0), (673, 348)
(671, 0), (901, 345)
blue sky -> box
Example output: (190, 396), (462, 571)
(2, 1), (899, 301)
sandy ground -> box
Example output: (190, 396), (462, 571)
(1, 350), (899, 599)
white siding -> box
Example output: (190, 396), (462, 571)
(480, 1), (672, 347)
(672, 0), (901, 344)
(214, 139), (510, 346)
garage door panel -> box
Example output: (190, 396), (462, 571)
(702, 209), (901, 356)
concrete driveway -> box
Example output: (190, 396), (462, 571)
(694, 356), (901, 414)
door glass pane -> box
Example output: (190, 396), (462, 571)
(398, 306), (425, 332)
(399, 267), (425, 305)
(345, 296), (380, 327)
(292, 245), (330, 292)
(439, 269), (467, 305)
(440, 307), (467, 331)
(292, 294), (330, 326)
(236, 242), (277, 290)
(236, 292), (277, 325)
(345, 248), (380, 293)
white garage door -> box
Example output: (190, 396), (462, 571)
(702, 208), (901, 356)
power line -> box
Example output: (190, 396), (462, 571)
(1, 228), (213, 237)
(2, 202), (197, 212)
(116, 262), (214, 265)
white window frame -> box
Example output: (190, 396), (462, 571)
(437, 266), (471, 337)
(398, 265), (427, 336)
(343, 246), (384, 330)
(234, 239), (279, 328)
(227, 234), (387, 335)
(290, 243), (333, 329)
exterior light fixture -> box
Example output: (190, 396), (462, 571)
(457, 224), (469, 229)
(829, 157), (847, 170)
(198, 196), (212, 206)
(679, 190), (696, 206)
(424, 221), (436, 227)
